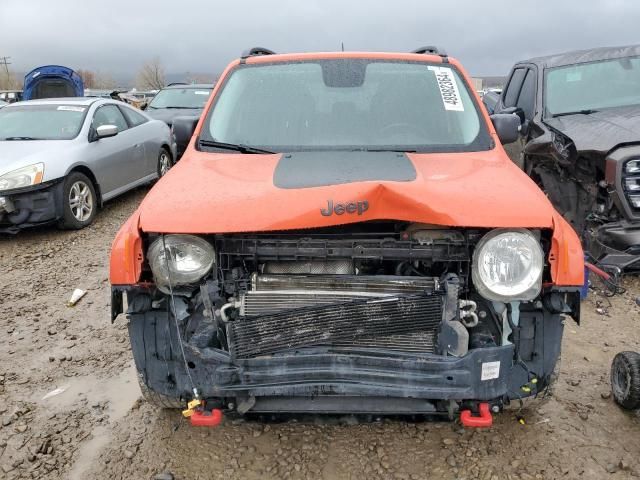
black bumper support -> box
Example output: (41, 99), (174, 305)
(594, 221), (640, 270)
(0, 181), (63, 233)
(128, 309), (522, 403)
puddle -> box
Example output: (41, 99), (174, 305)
(40, 364), (140, 421)
(67, 426), (111, 480)
(40, 365), (141, 479)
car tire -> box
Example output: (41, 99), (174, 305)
(129, 311), (185, 410)
(611, 351), (640, 410)
(137, 377), (184, 410)
(58, 172), (97, 230)
(157, 147), (173, 178)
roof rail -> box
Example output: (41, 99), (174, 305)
(241, 47), (277, 59)
(412, 46), (448, 58)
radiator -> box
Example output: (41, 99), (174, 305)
(227, 275), (443, 359)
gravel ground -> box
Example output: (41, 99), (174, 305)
(1, 187), (640, 480)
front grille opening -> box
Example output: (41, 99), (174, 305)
(227, 274), (444, 359)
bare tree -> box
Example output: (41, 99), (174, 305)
(0, 71), (20, 90)
(77, 69), (96, 88)
(136, 58), (166, 90)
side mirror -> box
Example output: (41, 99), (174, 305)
(490, 114), (521, 145)
(172, 116), (199, 150)
(500, 106), (525, 124)
(96, 124), (118, 139)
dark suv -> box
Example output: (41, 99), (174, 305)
(487, 45), (640, 271)
(145, 83), (214, 157)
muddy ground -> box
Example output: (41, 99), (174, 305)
(1, 187), (640, 480)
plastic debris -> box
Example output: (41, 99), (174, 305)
(42, 387), (67, 400)
(67, 289), (86, 307)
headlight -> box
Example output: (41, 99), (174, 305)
(148, 235), (215, 292)
(0, 163), (45, 192)
(472, 229), (544, 302)
(626, 159), (640, 174)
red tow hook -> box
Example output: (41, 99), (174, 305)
(460, 402), (493, 428)
(190, 408), (223, 427)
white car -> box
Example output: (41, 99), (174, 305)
(0, 98), (176, 232)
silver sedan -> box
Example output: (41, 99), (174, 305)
(0, 98), (176, 232)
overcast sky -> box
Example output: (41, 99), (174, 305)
(2, 0), (640, 80)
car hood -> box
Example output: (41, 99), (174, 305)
(544, 106), (640, 153)
(145, 108), (202, 125)
(138, 149), (558, 234)
(0, 140), (72, 178)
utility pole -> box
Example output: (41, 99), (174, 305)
(0, 56), (12, 89)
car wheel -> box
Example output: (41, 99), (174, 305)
(137, 377), (184, 409)
(611, 351), (640, 410)
(129, 312), (185, 410)
(58, 172), (97, 229)
(157, 147), (173, 178)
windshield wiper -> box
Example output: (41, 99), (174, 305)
(198, 139), (275, 154)
(3, 136), (39, 141)
(164, 106), (200, 109)
(551, 109), (598, 118)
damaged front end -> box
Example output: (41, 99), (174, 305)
(112, 222), (580, 417)
(525, 129), (640, 272)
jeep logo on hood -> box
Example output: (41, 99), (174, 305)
(321, 200), (369, 216)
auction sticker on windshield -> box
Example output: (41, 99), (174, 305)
(57, 106), (85, 112)
(428, 66), (464, 112)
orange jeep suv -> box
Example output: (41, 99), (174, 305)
(111, 47), (584, 423)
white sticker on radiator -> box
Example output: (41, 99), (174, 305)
(428, 66), (464, 111)
(481, 361), (500, 381)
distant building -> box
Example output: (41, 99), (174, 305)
(470, 77), (483, 92)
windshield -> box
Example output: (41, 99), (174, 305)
(201, 60), (490, 152)
(545, 56), (640, 116)
(0, 104), (87, 140)
(148, 88), (211, 109)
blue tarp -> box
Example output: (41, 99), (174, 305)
(22, 65), (84, 100)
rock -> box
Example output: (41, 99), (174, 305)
(2, 417), (12, 426)
(606, 463), (618, 474)
(601, 391), (612, 399)
(47, 328), (57, 336)
(635, 296), (640, 307)
(49, 357), (55, 362)
(442, 438), (455, 446)
(446, 455), (457, 467)
(570, 379), (581, 386)
(579, 411), (589, 421)
(154, 474), (174, 480)
(124, 449), (135, 459)
(619, 460), (631, 471)
(15, 424), (27, 433)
